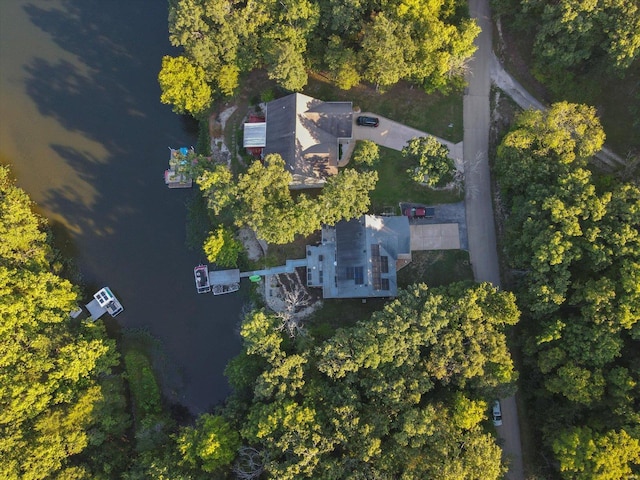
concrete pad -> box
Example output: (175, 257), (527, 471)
(410, 224), (460, 251)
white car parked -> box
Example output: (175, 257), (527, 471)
(492, 400), (503, 426)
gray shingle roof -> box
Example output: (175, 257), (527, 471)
(264, 93), (352, 187)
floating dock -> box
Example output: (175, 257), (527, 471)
(165, 147), (194, 188)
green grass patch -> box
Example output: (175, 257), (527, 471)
(308, 297), (388, 340)
(123, 350), (162, 423)
(305, 73), (463, 142)
(247, 231), (319, 270)
(397, 250), (474, 288)
(556, 67), (640, 154)
(369, 147), (463, 213)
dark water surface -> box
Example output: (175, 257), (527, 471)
(0, 0), (244, 413)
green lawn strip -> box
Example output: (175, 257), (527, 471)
(397, 250), (474, 288)
(256, 237), (310, 269)
(369, 147), (462, 214)
(123, 349), (163, 424)
(308, 297), (388, 340)
(304, 74), (463, 142)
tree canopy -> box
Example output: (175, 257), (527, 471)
(223, 282), (519, 478)
(402, 136), (456, 186)
(158, 55), (212, 116)
(0, 166), (128, 479)
(164, 0), (480, 100)
(495, 103), (640, 479)
(197, 155), (378, 244)
(493, 0), (640, 81)
(351, 140), (380, 167)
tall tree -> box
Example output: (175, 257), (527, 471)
(158, 56), (212, 116)
(360, 13), (414, 89)
(552, 427), (640, 480)
(317, 168), (378, 225)
(402, 136), (455, 186)
(351, 140), (380, 167)
(234, 155), (315, 244)
(177, 414), (241, 473)
(495, 103), (640, 476)
(203, 225), (243, 267)
(0, 166), (126, 480)
(228, 283), (517, 479)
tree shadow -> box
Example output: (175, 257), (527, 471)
(17, 0), (240, 412)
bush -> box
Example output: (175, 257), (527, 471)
(124, 350), (162, 421)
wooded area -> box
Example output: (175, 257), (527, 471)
(0, 166), (130, 479)
(495, 103), (640, 479)
(492, 0), (640, 79)
(6, 0), (640, 476)
(196, 154), (378, 246)
(1, 164), (520, 477)
(221, 282), (519, 479)
(160, 0), (480, 114)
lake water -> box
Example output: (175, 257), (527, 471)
(0, 0), (245, 413)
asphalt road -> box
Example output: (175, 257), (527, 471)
(464, 0), (525, 478)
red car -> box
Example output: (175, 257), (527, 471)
(404, 207), (435, 218)
(404, 207), (427, 218)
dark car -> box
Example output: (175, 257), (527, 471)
(357, 115), (379, 127)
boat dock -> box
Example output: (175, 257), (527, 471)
(194, 259), (308, 295)
(209, 269), (240, 295)
(85, 287), (124, 319)
(239, 259), (308, 278)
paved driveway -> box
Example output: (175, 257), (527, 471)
(352, 112), (464, 167)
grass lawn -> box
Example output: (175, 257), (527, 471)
(307, 297), (388, 340)
(369, 146), (463, 214)
(247, 231), (321, 270)
(305, 72), (463, 142)
(397, 250), (474, 288)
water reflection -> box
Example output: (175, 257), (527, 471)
(0, 0), (244, 413)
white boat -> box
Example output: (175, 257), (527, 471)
(86, 287), (124, 319)
(194, 265), (211, 293)
(212, 283), (240, 295)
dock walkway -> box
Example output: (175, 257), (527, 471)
(239, 259), (308, 278)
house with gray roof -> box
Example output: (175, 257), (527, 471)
(264, 93), (353, 188)
(306, 215), (411, 298)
